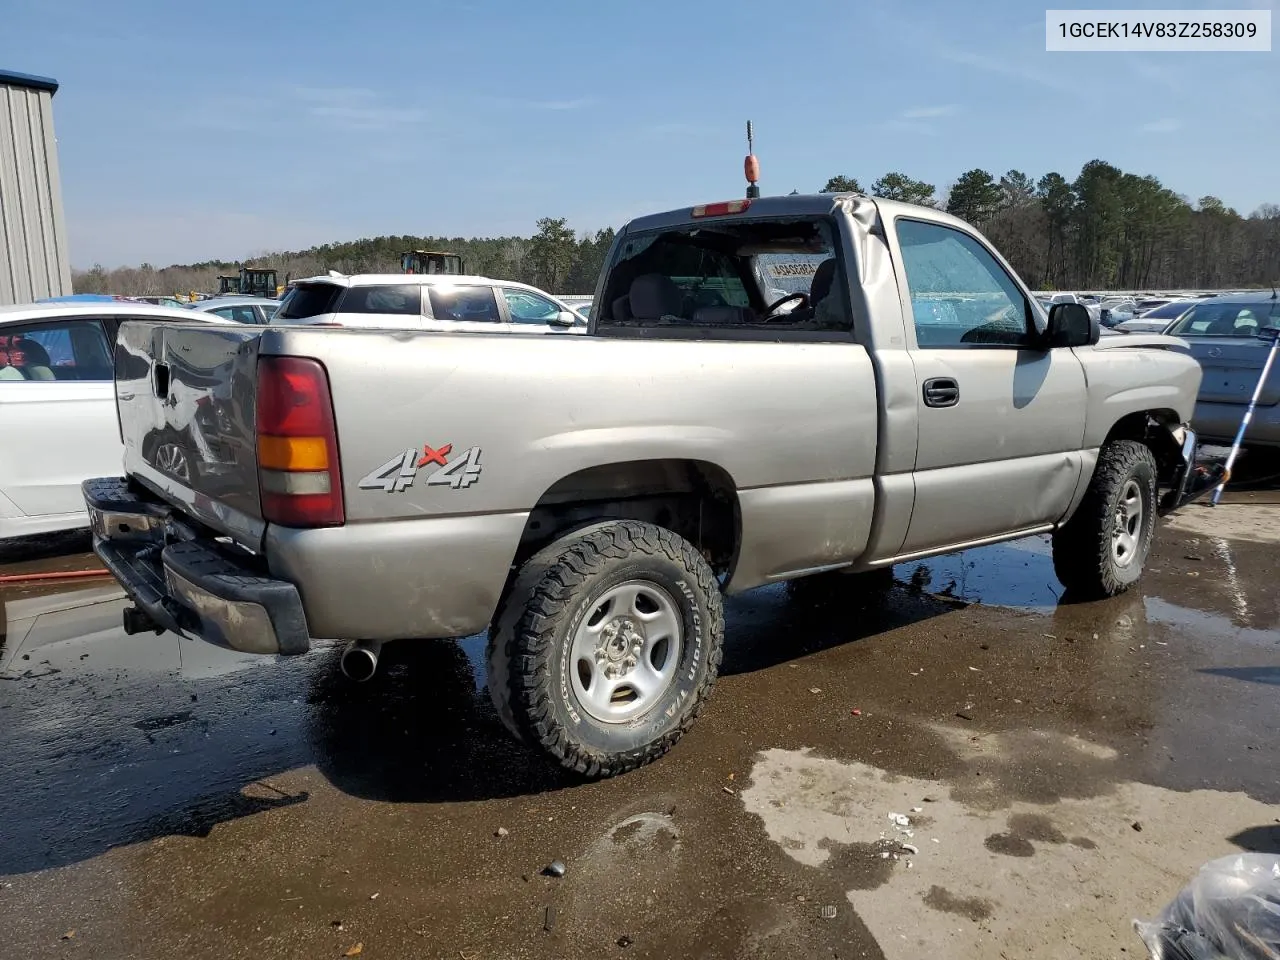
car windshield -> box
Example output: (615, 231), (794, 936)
(1167, 300), (1279, 337)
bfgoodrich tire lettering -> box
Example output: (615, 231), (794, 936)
(1052, 440), (1157, 599)
(486, 520), (724, 777)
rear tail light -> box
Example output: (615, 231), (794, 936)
(256, 356), (344, 527)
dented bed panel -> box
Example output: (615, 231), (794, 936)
(115, 320), (266, 549)
(264, 511), (529, 640)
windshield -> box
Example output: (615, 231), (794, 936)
(597, 217), (852, 333)
(1167, 301), (1279, 337)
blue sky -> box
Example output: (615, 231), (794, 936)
(3, 0), (1277, 267)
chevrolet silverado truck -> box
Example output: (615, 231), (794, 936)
(84, 193), (1219, 777)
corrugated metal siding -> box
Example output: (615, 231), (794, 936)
(0, 83), (71, 305)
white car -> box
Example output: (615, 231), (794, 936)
(272, 273), (587, 333)
(0, 301), (234, 542)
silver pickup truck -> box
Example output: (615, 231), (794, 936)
(85, 193), (1220, 777)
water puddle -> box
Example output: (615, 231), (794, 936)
(1, 582), (270, 681)
(1145, 597), (1279, 651)
(897, 536), (1062, 613)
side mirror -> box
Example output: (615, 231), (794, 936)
(548, 310), (578, 327)
(1046, 302), (1099, 347)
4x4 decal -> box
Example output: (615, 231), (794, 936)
(359, 443), (482, 492)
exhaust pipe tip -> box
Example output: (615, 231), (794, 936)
(340, 639), (382, 682)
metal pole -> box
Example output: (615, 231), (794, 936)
(1211, 327), (1280, 505)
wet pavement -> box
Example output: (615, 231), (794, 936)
(2, 494), (1278, 959)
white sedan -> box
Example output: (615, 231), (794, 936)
(0, 301), (233, 542)
(271, 273), (588, 333)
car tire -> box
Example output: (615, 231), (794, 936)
(486, 520), (724, 778)
(1052, 440), (1157, 600)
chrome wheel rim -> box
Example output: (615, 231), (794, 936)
(1112, 479), (1144, 567)
(570, 580), (683, 724)
(155, 442), (190, 482)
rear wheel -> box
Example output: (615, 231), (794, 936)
(486, 520), (724, 778)
(1052, 440), (1157, 599)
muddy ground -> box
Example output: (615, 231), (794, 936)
(1, 490), (1277, 960)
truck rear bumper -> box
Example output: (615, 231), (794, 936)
(84, 477), (309, 656)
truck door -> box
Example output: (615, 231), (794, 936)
(885, 216), (1088, 555)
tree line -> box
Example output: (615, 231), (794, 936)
(73, 159), (1278, 297)
(822, 162), (1279, 290)
(73, 219), (617, 297)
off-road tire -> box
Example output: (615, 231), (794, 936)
(486, 520), (724, 778)
(786, 567), (895, 611)
(1052, 440), (1158, 600)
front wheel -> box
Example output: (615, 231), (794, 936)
(486, 520), (724, 778)
(1052, 440), (1157, 599)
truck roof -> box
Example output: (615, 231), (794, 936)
(620, 192), (979, 236)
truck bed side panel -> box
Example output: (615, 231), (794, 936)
(262, 327), (878, 512)
(256, 328), (880, 625)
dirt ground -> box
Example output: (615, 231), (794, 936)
(1, 491), (1277, 959)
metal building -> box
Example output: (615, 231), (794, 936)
(0, 69), (72, 305)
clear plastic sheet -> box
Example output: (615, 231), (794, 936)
(1135, 854), (1280, 960)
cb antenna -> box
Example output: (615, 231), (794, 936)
(745, 121), (760, 199)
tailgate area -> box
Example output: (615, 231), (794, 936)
(115, 319), (267, 549)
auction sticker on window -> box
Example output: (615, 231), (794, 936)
(1046, 9), (1270, 50)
